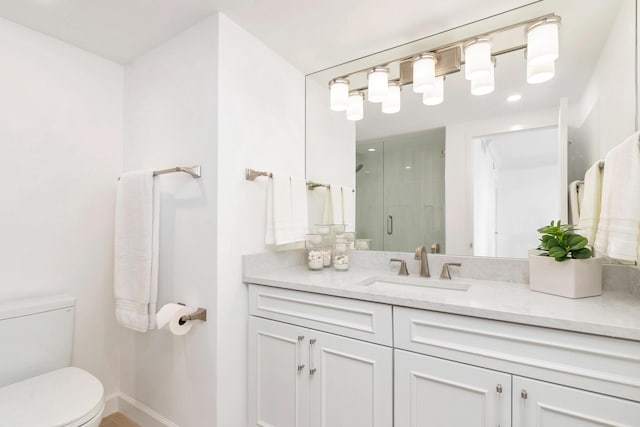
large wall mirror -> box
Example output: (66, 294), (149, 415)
(306, 0), (637, 258)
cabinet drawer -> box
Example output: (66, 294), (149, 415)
(394, 307), (640, 402)
(249, 284), (392, 346)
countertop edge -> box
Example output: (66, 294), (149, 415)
(243, 274), (640, 342)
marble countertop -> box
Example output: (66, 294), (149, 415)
(244, 265), (640, 341)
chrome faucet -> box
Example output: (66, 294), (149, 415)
(415, 246), (430, 278)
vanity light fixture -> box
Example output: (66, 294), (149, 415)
(346, 91), (365, 121)
(367, 67), (390, 103)
(412, 53), (438, 93)
(327, 13), (560, 119)
(526, 16), (561, 64)
(464, 38), (492, 81)
(526, 50), (556, 84)
(423, 75), (445, 105)
(329, 78), (350, 111)
(382, 81), (402, 114)
(470, 57), (496, 96)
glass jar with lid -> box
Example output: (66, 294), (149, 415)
(333, 237), (350, 271)
(306, 234), (326, 271)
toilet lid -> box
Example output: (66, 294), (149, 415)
(0, 367), (104, 427)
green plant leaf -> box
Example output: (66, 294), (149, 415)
(568, 235), (588, 250)
(571, 248), (593, 259)
(548, 246), (568, 260)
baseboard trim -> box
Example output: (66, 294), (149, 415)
(114, 392), (179, 427)
(103, 393), (119, 417)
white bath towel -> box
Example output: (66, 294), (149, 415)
(114, 170), (159, 332)
(265, 175), (309, 245)
(594, 131), (640, 263)
(330, 184), (343, 225)
(568, 180), (582, 225)
(576, 161), (603, 245)
(342, 187), (356, 232)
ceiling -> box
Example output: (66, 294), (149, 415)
(0, 0), (536, 72)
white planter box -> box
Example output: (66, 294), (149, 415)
(528, 254), (602, 298)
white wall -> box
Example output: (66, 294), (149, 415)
(120, 15), (219, 426)
(216, 14), (305, 427)
(0, 18), (123, 397)
(570, 0), (636, 175)
(119, 12), (305, 427)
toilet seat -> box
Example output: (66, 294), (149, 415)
(0, 366), (104, 427)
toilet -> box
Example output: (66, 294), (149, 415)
(0, 295), (105, 427)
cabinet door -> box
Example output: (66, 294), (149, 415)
(513, 376), (640, 427)
(309, 329), (392, 427)
(249, 317), (310, 427)
(395, 349), (511, 427)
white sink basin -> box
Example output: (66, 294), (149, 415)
(357, 275), (471, 292)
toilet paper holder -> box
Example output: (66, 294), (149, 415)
(177, 303), (207, 325)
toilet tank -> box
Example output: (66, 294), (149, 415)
(0, 295), (75, 387)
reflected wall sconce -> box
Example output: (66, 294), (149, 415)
(329, 78), (350, 111)
(367, 67), (390, 103)
(328, 13), (561, 121)
(382, 81), (402, 114)
(346, 91), (365, 121)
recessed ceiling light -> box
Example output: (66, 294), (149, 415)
(368, 148), (376, 152)
(507, 94), (522, 102)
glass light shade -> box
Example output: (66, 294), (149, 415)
(464, 38), (492, 81)
(471, 62), (495, 95)
(367, 67), (389, 103)
(346, 92), (364, 121)
(382, 82), (401, 114)
(423, 76), (444, 105)
(412, 53), (437, 93)
(527, 57), (555, 84)
(527, 18), (560, 64)
(329, 78), (350, 111)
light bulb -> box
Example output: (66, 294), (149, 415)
(471, 59), (495, 96)
(346, 91), (364, 121)
(464, 38), (492, 81)
(527, 57), (555, 84)
(526, 17), (560, 64)
(423, 76), (444, 105)
(412, 53), (437, 93)
(382, 81), (401, 114)
(367, 67), (389, 103)
(329, 78), (350, 111)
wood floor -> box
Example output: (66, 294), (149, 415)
(100, 412), (141, 427)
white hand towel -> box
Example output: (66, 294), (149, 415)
(265, 174), (309, 245)
(576, 162), (603, 245)
(114, 170), (159, 332)
(330, 184), (343, 225)
(342, 186), (356, 232)
(594, 131), (640, 263)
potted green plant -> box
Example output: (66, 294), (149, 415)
(529, 220), (602, 298)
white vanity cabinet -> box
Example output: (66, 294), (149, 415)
(513, 376), (640, 427)
(394, 307), (640, 427)
(248, 284), (640, 427)
(248, 285), (393, 427)
(395, 349), (512, 427)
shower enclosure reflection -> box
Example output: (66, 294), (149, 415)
(356, 128), (445, 252)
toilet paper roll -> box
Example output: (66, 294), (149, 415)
(156, 303), (196, 336)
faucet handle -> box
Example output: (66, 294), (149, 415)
(390, 259), (409, 276)
(440, 262), (462, 279)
